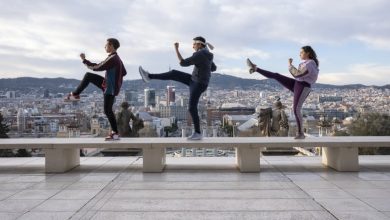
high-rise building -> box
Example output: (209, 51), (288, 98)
(144, 88), (156, 108)
(125, 90), (138, 105)
(17, 108), (25, 133)
(167, 86), (175, 106)
(180, 97), (189, 107)
(6, 91), (16, 99)
(259, 92), (265, 98)
(43, 89), (50, 98)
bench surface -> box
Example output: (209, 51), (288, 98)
(0, 136), (389, 149)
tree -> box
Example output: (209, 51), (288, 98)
(0, 113), (31, 157)
(344, 113), (390, 155)
(348, 113), (390, 136)
(0, 113), (9, 138)
(0, 113), (13, 157)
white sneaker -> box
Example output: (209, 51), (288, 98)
(105, 133), (120, 141)
(294, 133), (305, 140)
(246, 58), (257, 74)
(187, 132), (203, 140)
(139, 66), (151, 83)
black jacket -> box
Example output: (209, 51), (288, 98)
(180, 48), (217, 85)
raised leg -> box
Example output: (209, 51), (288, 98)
(45, 148), (80, 173)
(236, 147), (261, 172)
(143, 148), (166, 172)
(322, 147), (359, 171)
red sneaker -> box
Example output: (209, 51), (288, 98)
(105, 133), (120, 141)
(64, 92), (80, 102)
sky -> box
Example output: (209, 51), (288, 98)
(0, 0), (389, 86)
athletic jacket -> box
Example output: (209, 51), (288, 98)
(180, 48), (217, 85)
(289, 59), (319, 85)
(83, 52), (127, 96)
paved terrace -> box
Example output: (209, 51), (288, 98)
(1, 156), (390, 219)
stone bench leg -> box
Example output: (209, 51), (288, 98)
(322, 147), (359, 171)
(45, 148), (80, 173)
(143, 148), (166, 173)
(236, 147), (261, 172)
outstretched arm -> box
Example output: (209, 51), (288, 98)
(80, 53), (115, 72)
(174, 42), (184, 62)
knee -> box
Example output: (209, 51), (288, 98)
(84, 72), (93, 78)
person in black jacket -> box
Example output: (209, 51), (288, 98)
(139, 36), (217, 140)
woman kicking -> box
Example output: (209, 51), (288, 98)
(139, 36), (217, 140)
(246, 46), (319, 139)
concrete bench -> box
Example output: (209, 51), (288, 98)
(0, 136), (389, 173)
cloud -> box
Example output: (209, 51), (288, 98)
(319, 63), (390, 86)
(0, 0), (389, 86)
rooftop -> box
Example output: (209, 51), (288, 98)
(1, 156), (390, 220)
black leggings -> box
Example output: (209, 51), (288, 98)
(73, 72), (118, 133)
(149, 70), (208, 133)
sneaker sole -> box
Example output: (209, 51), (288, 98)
(64, 99), (80, 102)
(105, 138), (120, 141)
(246, 58), (256, 74)
(139, 66), (148, 83)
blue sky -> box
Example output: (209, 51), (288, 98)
(0, 0), (389, 85)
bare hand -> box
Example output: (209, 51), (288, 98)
(80, 53), (86, 60)
(174, 42), (179, 50)
(288, 58), (293, 65)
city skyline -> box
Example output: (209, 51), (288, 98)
(0, 0), (390, 86)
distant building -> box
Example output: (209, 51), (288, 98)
(207, 103), (256, 126)
(90, 116), (109, 137)
(180, 97), (189, 107)
(318, 96), (342, 103)
(6, 91), (16, 99)
(17, 108), (25, 133)
(57, 122), (80, 138)
(34, 117), (50, 134)
(125, 90), (138, 105)
(159, 106), (187, 120)
(223, 114), (255, 127)
(144, 88), (156, 108)
(43, 89), (50, 98)
(166, 86), (175, 106)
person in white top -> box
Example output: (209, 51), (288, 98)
(246, 46), (319, 139)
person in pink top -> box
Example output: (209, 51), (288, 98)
(246, 46), (319, 139)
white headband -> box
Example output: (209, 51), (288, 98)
(193, 40), (214, 50)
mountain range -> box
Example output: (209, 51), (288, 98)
(0, 73), (389, 94)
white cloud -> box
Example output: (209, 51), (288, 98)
(0, 0), (389, 86)
(319, 63), (390, 86)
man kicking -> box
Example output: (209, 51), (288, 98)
(139, 36), (216, 140)
(65, 38), (127, 141)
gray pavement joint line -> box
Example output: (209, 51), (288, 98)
(12, 156), (121, 220)
(267, 157), (340, 220)
(69, 156), (142, 220)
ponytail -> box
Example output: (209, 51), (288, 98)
(302, 46), (319, 67)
